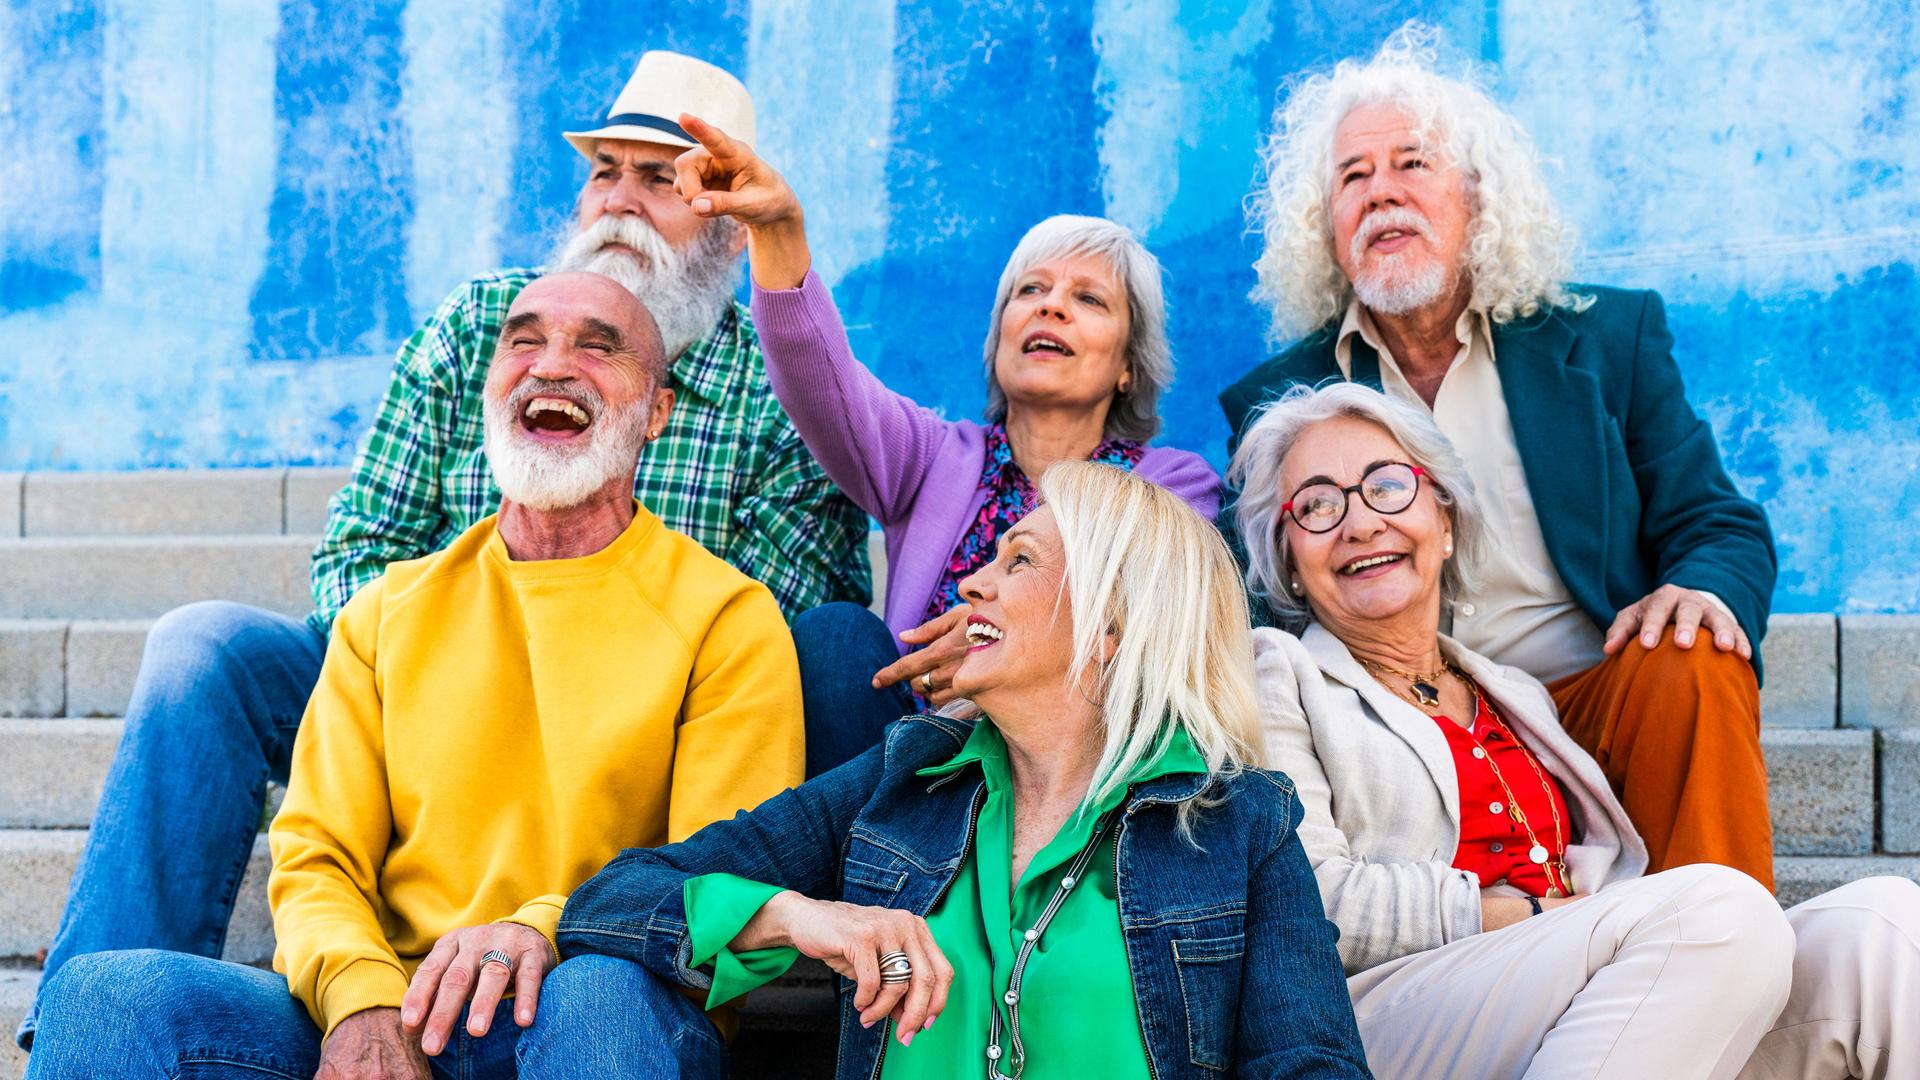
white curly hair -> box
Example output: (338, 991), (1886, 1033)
(1248, 23), (1590, 341)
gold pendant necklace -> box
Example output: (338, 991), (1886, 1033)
(1357, 656), (1450, 709)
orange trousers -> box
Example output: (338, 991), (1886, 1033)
(1548, 627), (1774, 891)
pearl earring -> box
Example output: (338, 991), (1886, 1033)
(1444, 539), (1454, 556)
(1290, 579), (1304, 594)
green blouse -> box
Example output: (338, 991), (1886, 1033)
(683, 721), (1209, 1079)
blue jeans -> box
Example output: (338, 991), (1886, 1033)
(25, 949), (725, 1080)
(21, 601), (325, 1049)
(792, 603), (917, 777)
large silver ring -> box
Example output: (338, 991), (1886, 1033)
(879, 950), (912, 984)
(479, 949), (514, 973)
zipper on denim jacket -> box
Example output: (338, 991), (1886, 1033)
(864, 781), (986, 1080)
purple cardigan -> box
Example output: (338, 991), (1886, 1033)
(752, 271), (1222, 641)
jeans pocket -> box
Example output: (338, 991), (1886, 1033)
(1172, 934), (1245, 1072)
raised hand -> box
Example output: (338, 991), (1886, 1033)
(737, 890), (954, 1047)
(672, 113), (811, 288)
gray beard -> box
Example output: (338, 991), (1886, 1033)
(547, 216), (740, 359)
(1353, 259), (1451, 317)
(482, 390), (651, 512)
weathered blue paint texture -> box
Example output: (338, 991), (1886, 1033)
(1, 1), (1914, 616)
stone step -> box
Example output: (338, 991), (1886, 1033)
(0, 722), (120, 828)
(0, 468), (347, 539)
(1775, 855), (1920, 908)
(0, 970), (30, 1077)
(0, 537), (316, 620)
(1762, 727), (1875, 856)
(0, 830), (273, 966)
(0, 621), (150, 719)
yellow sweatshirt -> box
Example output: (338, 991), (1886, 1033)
(267, 504), (803, 1035)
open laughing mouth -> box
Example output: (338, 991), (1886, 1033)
(519, 394), (594, 444)
(1339, 552), (1407, 577)
(965, 615), (1004, 650)
(1021, 330), (1073, 358)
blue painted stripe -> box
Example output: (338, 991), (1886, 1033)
(0, 0), (102, 312)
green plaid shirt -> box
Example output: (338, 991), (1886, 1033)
(307, 268), (871, 634)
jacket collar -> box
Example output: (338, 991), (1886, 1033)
(1301, 623), (1459, 828)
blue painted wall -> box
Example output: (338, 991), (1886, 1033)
(1, 1), (1914, 615)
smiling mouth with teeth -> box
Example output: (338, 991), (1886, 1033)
(1021, 332), (1073, 357)
(1340, 553), (1406, 576)
(965, 620), (1004, 648)
(522, 397), (592, 435)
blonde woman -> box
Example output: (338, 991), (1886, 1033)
(553, 463), (1371, 1079)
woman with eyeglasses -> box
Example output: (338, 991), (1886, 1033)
(1229, 381), (1920, 1079)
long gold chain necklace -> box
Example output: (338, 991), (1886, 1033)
(1366, 659), (1572, 897)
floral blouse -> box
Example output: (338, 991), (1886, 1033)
(922, 423), (1145, 622)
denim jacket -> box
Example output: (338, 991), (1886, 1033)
(558, 715), (1371, 1079)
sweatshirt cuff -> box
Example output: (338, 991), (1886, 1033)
(318, 957), (411, 1037)
(501, 895), (568, 964)
(748, 270), (830, 344)
(684, 873), (800, 1009)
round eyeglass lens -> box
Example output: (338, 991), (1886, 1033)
(1292, 486), (1347, 531)
(1362, 464), (1419, 513)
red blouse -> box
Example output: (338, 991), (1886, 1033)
(1431, 695), (1574, 897)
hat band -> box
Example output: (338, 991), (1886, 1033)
(590, 112), (693, 144)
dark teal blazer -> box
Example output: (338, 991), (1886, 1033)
(1218, 286), (1776, 676)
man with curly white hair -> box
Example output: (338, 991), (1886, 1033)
(1220, 27), (1778, 890)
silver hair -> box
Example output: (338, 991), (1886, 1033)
(548, 213), (739, 360)
(981, 215), (1173, 442)
(1226, 381), (1490, 617)
(1247, 22), (1591, 341)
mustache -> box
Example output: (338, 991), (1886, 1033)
(1349, 207), (1434, 264)
(498, 376), (607, 420)
(555, 213), (678, 271)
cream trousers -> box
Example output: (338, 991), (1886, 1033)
(1347, 865), (1920, 1079)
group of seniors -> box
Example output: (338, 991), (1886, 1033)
(18, 30), (1917, 1080)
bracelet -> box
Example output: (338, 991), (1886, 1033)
(1526, 896), (1544, 917)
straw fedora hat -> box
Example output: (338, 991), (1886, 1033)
(564, 51), (755, 160)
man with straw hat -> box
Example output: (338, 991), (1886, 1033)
(20, 50), (870, 1056)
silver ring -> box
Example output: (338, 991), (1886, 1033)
(879, 950), (912, 984)
(479, 949), (514, 973)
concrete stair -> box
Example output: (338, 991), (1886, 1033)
(0, 468), (1914, 1077)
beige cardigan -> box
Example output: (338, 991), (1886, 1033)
(1254, 624), (1648, 976)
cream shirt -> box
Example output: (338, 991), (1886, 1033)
(1334, 300), (1605, 682)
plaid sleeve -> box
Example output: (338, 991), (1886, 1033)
(305, 288), (475, 633)
(723, 400), (873, 621)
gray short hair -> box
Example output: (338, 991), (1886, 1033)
(1226, 382), (1490, 617)
(1248, 23), (1590, 341)
(982, 215), (1172, 442)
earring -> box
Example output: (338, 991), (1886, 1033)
(1290, 579), (1304, 595)
(1444, 539), (1454, 556)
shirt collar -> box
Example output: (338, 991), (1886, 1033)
(1334, 297), (1495, 378)
(665, 301), (748, 404)
(917, 718), (1210, 810)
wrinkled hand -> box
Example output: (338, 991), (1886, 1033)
(672, 114), (801, 227)
(741, 890), (953, 1046)
(314, 1007), (430, 1080)
(400, 922), (554, 1056)
(1602, 584), (1751, 660)
(872, 605), (972, 706)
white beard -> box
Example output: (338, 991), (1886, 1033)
(482, 380), (652, 512)
(1347, 207), (1455, 316)
(548, 214), (740, 359)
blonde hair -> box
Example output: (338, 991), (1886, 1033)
(982, 215), (1174, 442)
(1247, 22), (1590, 341)
(1039, 462), (1259, 830)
